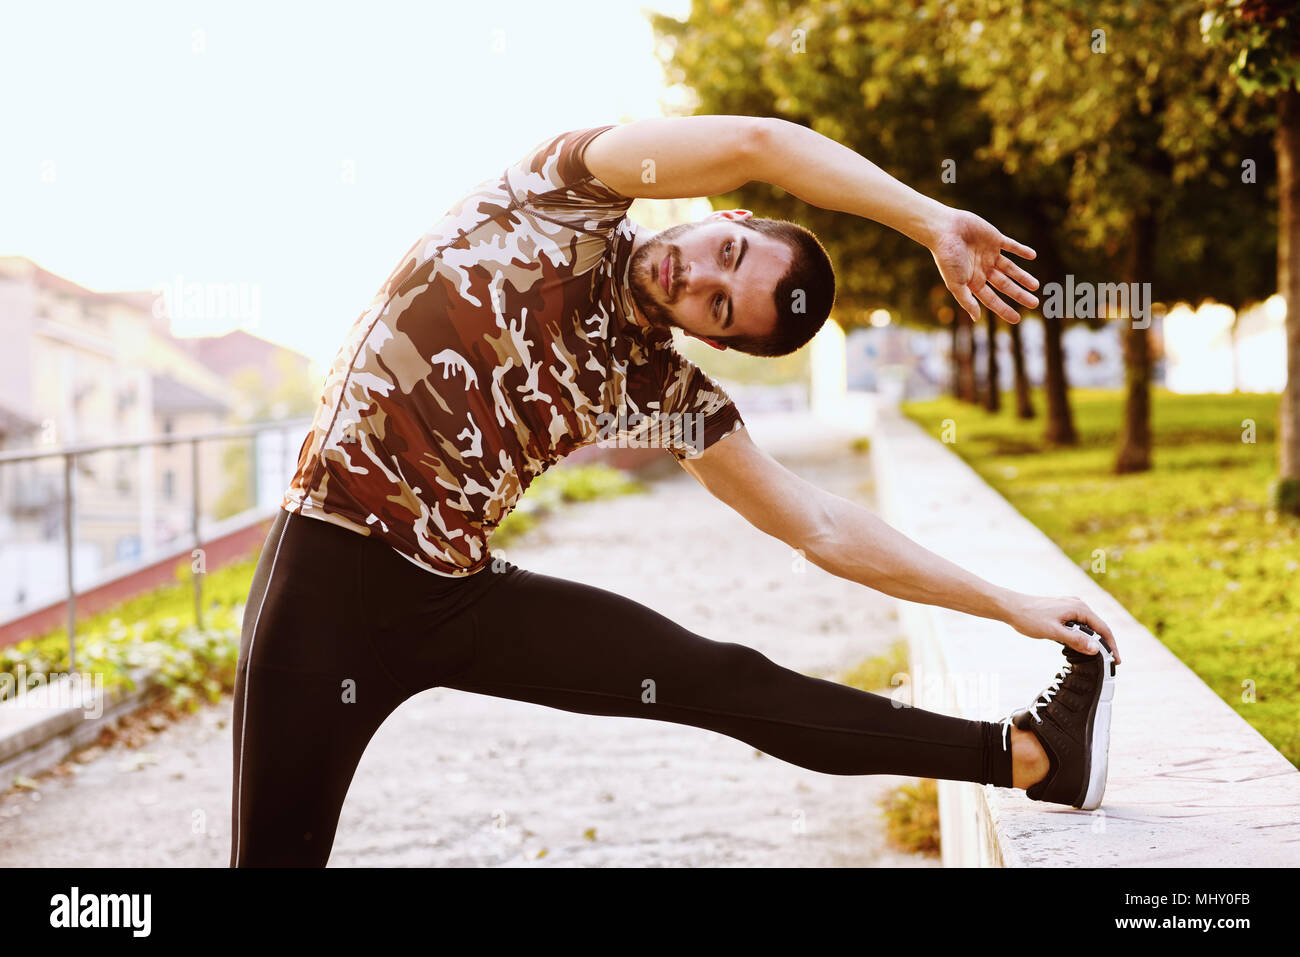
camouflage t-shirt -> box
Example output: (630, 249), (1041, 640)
(282, 125), (745, 577)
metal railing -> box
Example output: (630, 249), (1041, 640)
(0, 417), (313, 669)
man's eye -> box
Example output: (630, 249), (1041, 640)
(724, 241), (733, 263)
(713, 295), (722, 317)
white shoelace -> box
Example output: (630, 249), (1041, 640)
(1000, 661), (1075, 751)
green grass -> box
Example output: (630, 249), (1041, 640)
(841, 639), (909, 694)
(902, 388), (1300, 766)
(842, 640), (943, 858)
(879, 778), (941, 858)
(0, 554), (250, 713)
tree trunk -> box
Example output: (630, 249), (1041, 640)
(956, 316), (977, 402)
(964, 316), (979, 402)
(949, 318), (962, 399)
(1027, 207), (1077, 444)
(1115, 211), (1157, 474)
(1009, 318), (1035, 418)
(984, 311), (1001, 412)
(1041, 313), (1075, 443)
(1277, 85), (1300, 514)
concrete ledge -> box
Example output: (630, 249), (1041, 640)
(869, 399), (1300, 867)
(0, 666), (161, 785)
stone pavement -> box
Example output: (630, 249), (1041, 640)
(0, 406), (938, 867)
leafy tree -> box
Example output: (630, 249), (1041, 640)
(650, 0), (1274, 457)
(1204, 0), (1300, 514)
(956, 0), (1274, 472)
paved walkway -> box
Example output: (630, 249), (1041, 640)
(0, 407), (937, 867)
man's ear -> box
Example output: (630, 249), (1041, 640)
(687, 332), (728, 351)
(704, 209), (753, 222)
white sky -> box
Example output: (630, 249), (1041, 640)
(1, 0), (694, 370)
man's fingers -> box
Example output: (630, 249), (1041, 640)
(951, 283), (981, 321)
(1078, 614), (1121, 665)
(988, 269), (1039, 310)
(997, 255), (1040, 291)
(974, 283), (1020, 324)
(1000, 234), (1037, 260)
(1058, 624), (1097, 655)
(1067, 606), (1122, 665)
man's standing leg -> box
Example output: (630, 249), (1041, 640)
(230, 511), (412, 866)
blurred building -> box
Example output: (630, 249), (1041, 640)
(0, 256), (310, 619)
(175, 327), (318, 420)
(1163, 297), (1287, 394)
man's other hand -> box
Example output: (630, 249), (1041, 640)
(928, 208), (1040, 325)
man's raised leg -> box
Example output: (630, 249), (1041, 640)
(426, 563), (1014, 788)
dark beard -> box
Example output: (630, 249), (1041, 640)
(627, 222), (699, 330)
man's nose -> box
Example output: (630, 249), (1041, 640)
(684, 259), (720, 293)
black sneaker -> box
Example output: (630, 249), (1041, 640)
(999, 621), (1117, 810)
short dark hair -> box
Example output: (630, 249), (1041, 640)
(720, 218), (835, 357)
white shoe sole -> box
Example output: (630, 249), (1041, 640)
(1079, 644), (1116, 811)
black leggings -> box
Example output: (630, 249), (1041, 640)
(230, 508), (1013, 866)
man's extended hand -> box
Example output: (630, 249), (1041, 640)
(1003, 593), (1122, 664)
(928, 208), (1040, 324)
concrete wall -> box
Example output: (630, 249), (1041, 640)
(869, 399), (1300, 866)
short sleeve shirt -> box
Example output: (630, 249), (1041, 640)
(282, 125), (745, 577)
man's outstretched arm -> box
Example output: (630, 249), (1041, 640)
(677, 426), (1122, 664)
(583, 114), (1039, 323)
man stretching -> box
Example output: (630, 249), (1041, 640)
(230, 115), (1121, 867)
